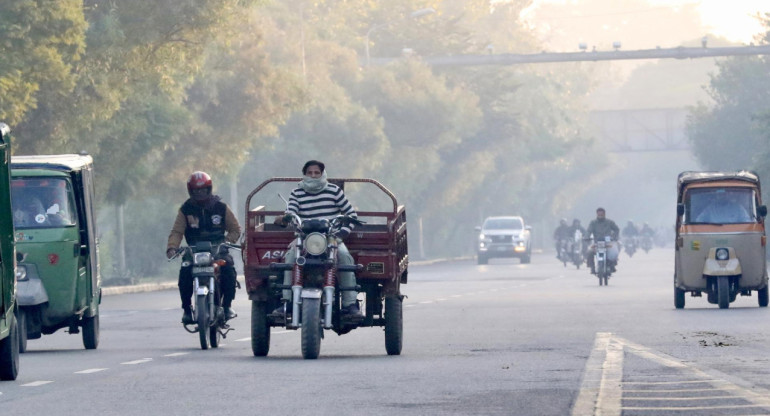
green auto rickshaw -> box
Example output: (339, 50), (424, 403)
(11, 154), (100, 350)
(0, 123), (20, 380)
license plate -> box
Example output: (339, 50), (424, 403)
(193, 266), (215, 274)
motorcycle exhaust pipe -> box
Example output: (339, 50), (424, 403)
(323, 286), (334, 329)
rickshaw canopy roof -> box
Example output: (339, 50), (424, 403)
(678, 171), (761, 200)
(11, 154), (93, 172)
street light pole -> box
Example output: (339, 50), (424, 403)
(364, 8), (435, 67)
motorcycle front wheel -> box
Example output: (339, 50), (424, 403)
(301, 298), (322, 359)
(197, 295), (210, 349)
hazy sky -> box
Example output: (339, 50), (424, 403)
(523, 0), (769, 49)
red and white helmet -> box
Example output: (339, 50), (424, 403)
(187, 171), (212, 201)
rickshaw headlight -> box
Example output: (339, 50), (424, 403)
(15, 265), (27, 281)
(193, 252), (212, 266)
(715, 248), (729, 261)
(305, 233), (327, 256)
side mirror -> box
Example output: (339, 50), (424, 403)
(525, 225), (532, 231)
(759, 205), (768, 218)
(474, 226), (481, 232)
(677, 203), (685, 217)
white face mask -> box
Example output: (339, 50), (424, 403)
(300, 170), (328, 194)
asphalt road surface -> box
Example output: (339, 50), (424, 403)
(2, 248), (770, 416)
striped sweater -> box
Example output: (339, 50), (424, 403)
(286, 183), (357, 235)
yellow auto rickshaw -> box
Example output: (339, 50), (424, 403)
(675, 171), (768, 309)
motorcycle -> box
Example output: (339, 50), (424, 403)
(557, 238), (571, 267)
(571, 229), (584, 269)
(170, 241), (241, 350)
(640, 235), (653, 253)
(270, 212), (365, 359)
(624, 236), (638, 257)
(592, 236), (616, 286)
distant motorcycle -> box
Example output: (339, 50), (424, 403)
(640, 235), (653, 253)
(571, 229), (584, 269)
(592, 236), (616, 286)
(624, 236), (638, 257)
(557, 239), (571, 267)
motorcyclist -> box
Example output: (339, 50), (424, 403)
(570, 218), (587, 255)
(640, 222), (655, 237)
(585, 207), (620, 274)
(553, 218), (572, 259)
(622, 220), (639, 239)
(166, 171), (242, 324)
(272, 160), (362, 318)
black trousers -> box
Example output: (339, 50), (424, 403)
(178, 259), (237, 310)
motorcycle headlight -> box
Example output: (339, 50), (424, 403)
(193, 252), (212, 266)
(715, 248), (729, 261)
(305, 233), (327, 256)
(15, 265), (27, 281)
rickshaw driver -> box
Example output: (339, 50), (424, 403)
(166, 172), (242, 324)
(272, 160), (363, 318)
(694, 190), (753, 223)
(585, 207), (620, 274)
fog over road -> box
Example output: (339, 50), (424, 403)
(2, 248), (770, 415)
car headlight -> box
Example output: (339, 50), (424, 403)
(479, 233), (486, 240)
(15, 265), (27, 281)
(715, 248), (729, 261)
(305, 233), (327, 256)
(193, 252), (212, 266)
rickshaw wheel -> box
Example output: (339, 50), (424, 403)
(384, 296), (403, 356)
(301, 298), (321, 359)
(82, 313), (99, 350)
(674, 286), (685, 309)
(251, 301), (270, 357)
(758, 286), (769, 307)
(0, 316), (20, 380)
(717, 277), (730, 309)
(197, 295), (210, 350)
(17, 309), (27, 353)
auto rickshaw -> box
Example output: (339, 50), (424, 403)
(0, 123), (20, 380)
(11, 154), (101, 350)
(675, 171), (769, 309)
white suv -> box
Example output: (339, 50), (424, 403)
(476, 216), (532, 264)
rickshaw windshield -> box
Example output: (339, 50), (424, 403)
(685, 187), (757, 225)
(483, 218), (523, 230)
(11, 177), (78, 229)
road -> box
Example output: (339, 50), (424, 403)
(2, 248), (770, 415)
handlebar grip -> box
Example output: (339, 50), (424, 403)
(337, 264), (364, 272)
(269, 263), (294, 271)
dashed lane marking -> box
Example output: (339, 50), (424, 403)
(164, 352), (189, 357)
(75, 368), (108, 374)
(436, 298), (447, 301)
(121, 358), (153, 365)
(450, 295), (462, 298)
(419, 301), (434, 304)
(22, 381), (53, 387)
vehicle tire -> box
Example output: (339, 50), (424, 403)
(477, 255), (488, 265)
(82, 312), (99, 350)
(197, 295), (210, 350)
(520, 249), (531, 264)
(301, 297), (322, 359)
(717, 276), (730, 309)
(603, 276), (609, 286)
(384, 296), (403, 356)
(674, 286), (685, 309)
(0, 316), (20, 380)
(17, 309), (27, 354)
(209, 320), (221, 349)
(251, 301), (270, 357)
(758, 285), (769, 307)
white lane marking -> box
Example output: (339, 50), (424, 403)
(164, 352), (189, 357)
(596, 338), (623, 416)
(419, 301), (433, 304)
(404, 304), (415, 308)
(121, 358), (153, 365)
(624, 379), (717, 385)
(625, 396), (747, 401)
(22, 381), (53, 387)
(161, 307), (176, 311)
(571, 332), (612, 416)
(436, 298), (447, 301)
(75, 368), (108, 374)
(624, 404), (770, 411)
(450, 295), (462, 298)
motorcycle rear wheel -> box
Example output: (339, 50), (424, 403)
(82, 312), (99, 350)
(717, 276), (730, 309)
(0, 316), (19, 380)
(251, 301), (270, 356)
(301, 298), (321, 359)
(197, 295), (210, 349)
(384, 296), (403, 356)
(759, 285), (769, 308)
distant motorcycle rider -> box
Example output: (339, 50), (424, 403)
(622, 220), (639, 239)
(585, 207), (620, 274)
(166, 172), (242, 324)
(553, 218), (571, 259)
(570, 218), (587, 255)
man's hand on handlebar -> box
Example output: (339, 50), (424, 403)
(166, 248), (178, 259)
(273, 214), (292, 227)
